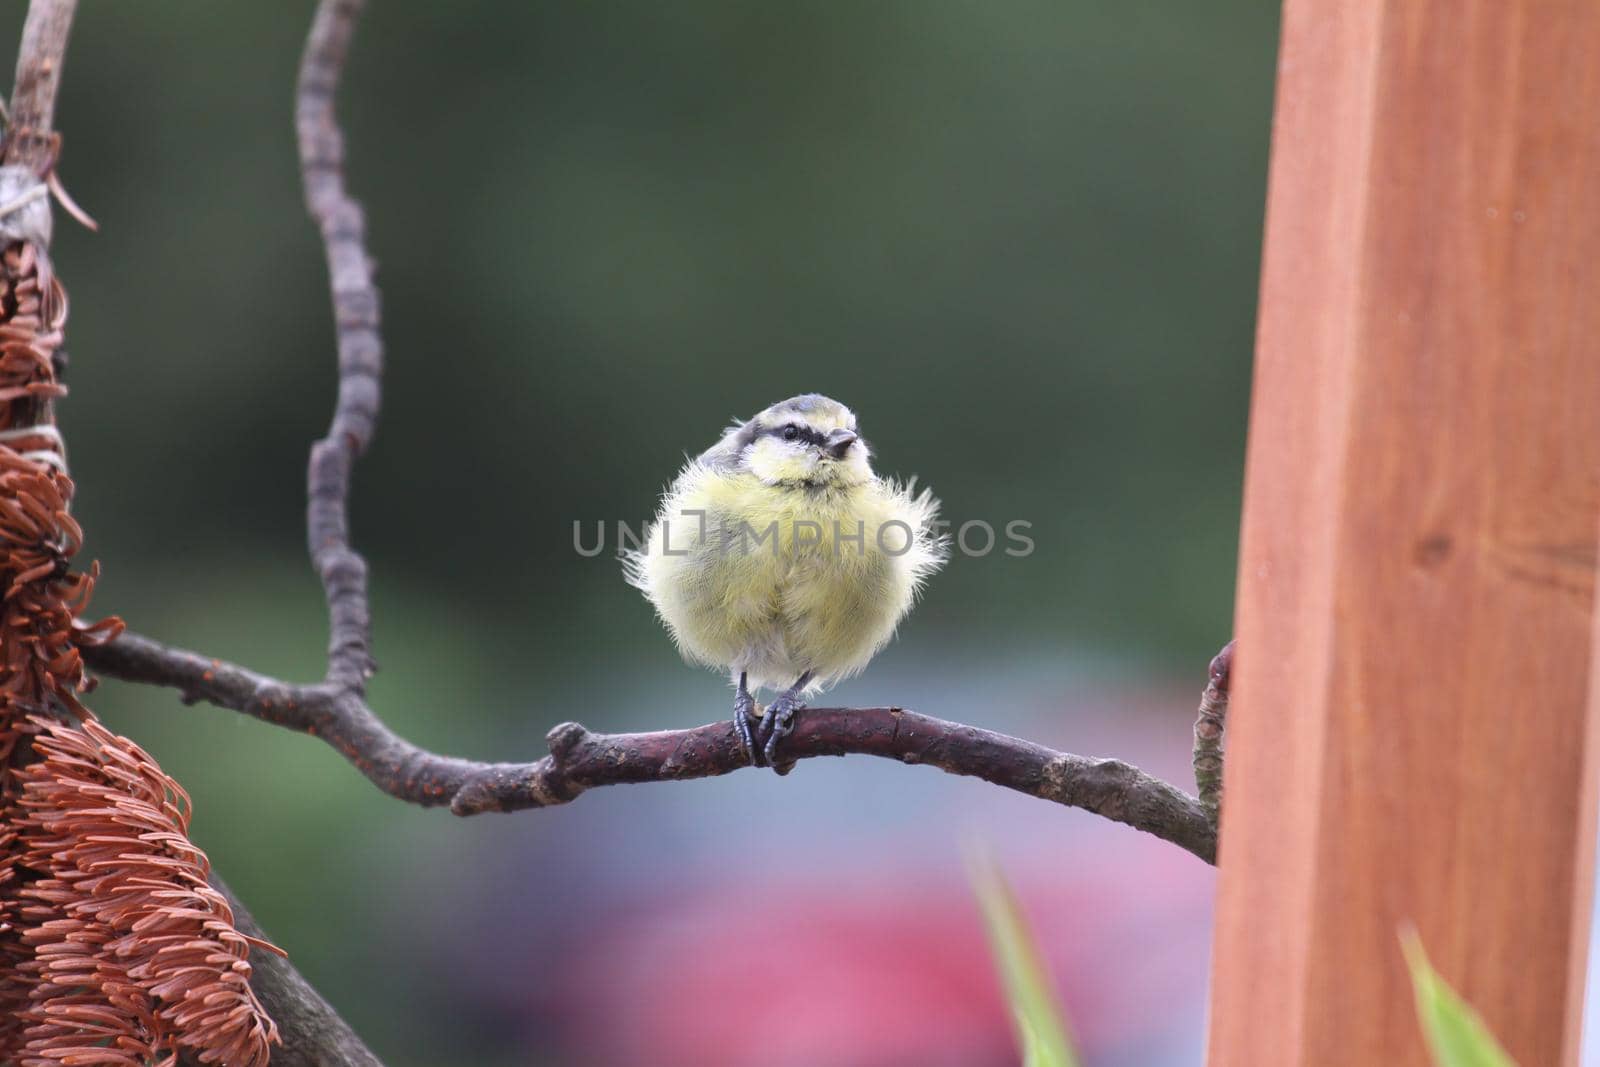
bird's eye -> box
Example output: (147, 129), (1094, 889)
(782, 424), (800, 441)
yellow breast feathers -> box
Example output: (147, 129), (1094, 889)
(626, 462), (942, 691)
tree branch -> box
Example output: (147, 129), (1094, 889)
(4, 0), (74, 173)
(83, 630), (1221, 864)
(1192, 639), (1232, 827)
(205, 876), (384, 1067)
(296, 0), (380, 697)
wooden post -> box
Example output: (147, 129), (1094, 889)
(1208, 3), (1600, 1065)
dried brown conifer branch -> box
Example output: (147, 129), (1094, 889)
(0, 3), (286, 1063)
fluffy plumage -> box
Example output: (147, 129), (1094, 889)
(625, 394), (944, 695)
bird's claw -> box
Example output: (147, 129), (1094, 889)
(761, 692), (805, 772)
(734, 689), (765, 767)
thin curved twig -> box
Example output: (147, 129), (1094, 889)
(295, 0), (380, 696)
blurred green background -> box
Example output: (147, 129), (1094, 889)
(4, 2), (1277, 1063)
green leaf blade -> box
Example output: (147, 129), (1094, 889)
(969, 849), (1082, 1067)
(1399, 926), (1518, 1067)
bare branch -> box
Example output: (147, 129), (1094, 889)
(203, 877), (385, 1067)
(82, 631), (1219, 864)
(296, 0), (380, 694)
(1192, 639), (1232, 826)
(4, 0), (74, 173)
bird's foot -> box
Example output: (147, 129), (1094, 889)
(734, 687), (765, 767)
(760, 672), (813, 774)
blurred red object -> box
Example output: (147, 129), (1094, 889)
(550, 844), (1210, 1067)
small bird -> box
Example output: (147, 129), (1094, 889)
(625, 394), (945, 771)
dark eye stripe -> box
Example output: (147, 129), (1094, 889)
(766, 423), (829, 447)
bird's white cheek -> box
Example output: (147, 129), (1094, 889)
(747, 440), (817, 482)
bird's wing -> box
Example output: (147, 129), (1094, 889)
(697, 417), (756, 471)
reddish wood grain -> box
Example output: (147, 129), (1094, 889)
(1209, 3), (1600, 1065)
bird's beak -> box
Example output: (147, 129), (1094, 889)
(825, 429), (858, 459)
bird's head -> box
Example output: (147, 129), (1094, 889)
(722, 394), (871, 489)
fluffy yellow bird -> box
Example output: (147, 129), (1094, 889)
(625, 394), (945, 771)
